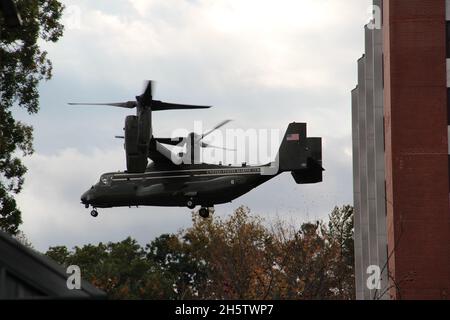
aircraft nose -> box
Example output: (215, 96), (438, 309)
(81, 189), (93, 205)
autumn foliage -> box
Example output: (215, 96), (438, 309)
(46, 206), (354, 300)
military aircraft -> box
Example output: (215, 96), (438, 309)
(72, 81), (323, 218)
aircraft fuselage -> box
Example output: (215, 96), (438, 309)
(81, 163), (276, 209)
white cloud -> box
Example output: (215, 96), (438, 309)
(49, 0), (372, 92)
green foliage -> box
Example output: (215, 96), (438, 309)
(47, 237), (175, 299)
(46, 206), (355, 300)
(0, 0), (64, 235)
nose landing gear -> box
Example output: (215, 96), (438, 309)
(90, 209), (99, 218)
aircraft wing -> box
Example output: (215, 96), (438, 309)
(147, 139), (183, 166)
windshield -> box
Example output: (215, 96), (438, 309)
(99, 174), (113, 185)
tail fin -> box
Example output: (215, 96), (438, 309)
(277, 122), (323, 184)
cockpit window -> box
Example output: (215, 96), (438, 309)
(99, 174), (113, 185)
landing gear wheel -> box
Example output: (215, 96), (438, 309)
(187, 200), (195, 210)
(90, 209), (99, 218)
(199, 207), (209, 219)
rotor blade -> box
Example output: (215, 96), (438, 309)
(201, 119), (232, 140)
(68, 101), (136, 109)
(115, 135), (125, 139)
(201, 142), (236, 151)
(154, 137), (185, 146)
(152, 100), (212, 111)
(140, 80), (153, 106)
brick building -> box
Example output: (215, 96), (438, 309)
(352, 0), (450, 300)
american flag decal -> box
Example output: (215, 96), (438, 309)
(286, 133), (300, 141)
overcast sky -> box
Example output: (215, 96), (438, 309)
(13, 0), (372, 251)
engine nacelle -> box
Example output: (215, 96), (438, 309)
(124, 115), (148, 172)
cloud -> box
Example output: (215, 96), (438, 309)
(47, 0), (372, 92)
(33, 0), (371, 148)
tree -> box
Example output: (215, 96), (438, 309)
(274, 206), (354, 300)
(46, 206), (355, 300)
(47, 237), (174, 299)
(323, 205), (355, 299)
(0, 0), (64, 235)
(184, 206), (278, 299)
(146, 233), (208, 299)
